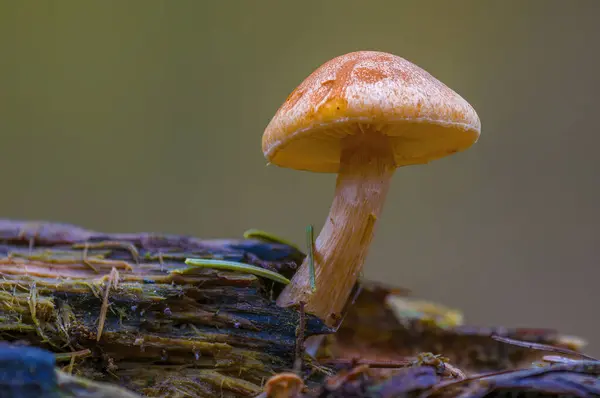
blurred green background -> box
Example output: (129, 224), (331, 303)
(2, 1), (599, 355)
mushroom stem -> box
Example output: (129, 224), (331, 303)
(276, 131), (396, 327)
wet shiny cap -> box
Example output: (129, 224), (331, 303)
(262, 51), (481, 173)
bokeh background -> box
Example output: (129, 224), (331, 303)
(2, 1), (599, 355)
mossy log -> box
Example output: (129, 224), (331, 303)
(0, 220), (332, 397)
(0, 219), (594, 398)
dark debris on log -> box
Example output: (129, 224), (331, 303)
(306, 359), (600, 398)
(317, 281), (587, 375)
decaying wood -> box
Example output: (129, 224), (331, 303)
(0, 219), (594, 398)
(316, 282), (586, 375)
(0, 220), (332, 397)
(267, 281), (597, 397)
(298, 358), (600, 397)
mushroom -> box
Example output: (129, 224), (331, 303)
(263, 51), (481, 327)
(263, 372), (305, 398)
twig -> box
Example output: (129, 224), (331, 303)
(54, 348), (92, 362)
(73, 241), (140, 265)
(81, 243), (99, 273)
(97, 267), (119, 342)
(67, 354), (76, 375)
(491, 334), (598, 361)
(294, 301), (306, 374)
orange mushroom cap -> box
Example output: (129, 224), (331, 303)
(262, 50), (481, 173)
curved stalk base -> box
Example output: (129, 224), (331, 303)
(276, 132), (396, 327)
